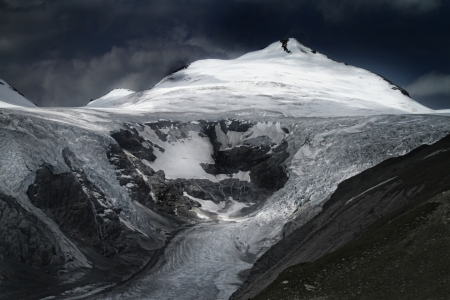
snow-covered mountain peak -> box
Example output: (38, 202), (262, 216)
(88, 88), (135, 107)
(236, 38), (317, 61)
(0, 78), (36, 108)
(86, 38), (432, 117)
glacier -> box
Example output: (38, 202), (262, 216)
(1, 38), (449, 300)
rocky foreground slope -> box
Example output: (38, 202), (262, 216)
(248, 134), (450, 300)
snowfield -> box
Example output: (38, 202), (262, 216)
(87, 38), (431, 117)
(0, 78), (36, 108)
(87, 88), (135, 107)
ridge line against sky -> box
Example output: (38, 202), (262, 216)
(0, 0), (449, 108)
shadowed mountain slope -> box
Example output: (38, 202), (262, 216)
(232, 133), (450, 300)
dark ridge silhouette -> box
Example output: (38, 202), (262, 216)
(170, 64), (190, 75)
(280, 38), (292, 54)
(9, 85), (25, 97)
(373, 72), (411, 97)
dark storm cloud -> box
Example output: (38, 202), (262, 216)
(0, 0), (449, 108)
(314, 0), (441, 21)
(2, 0), (46, 9)
(0, 0), (234, 106)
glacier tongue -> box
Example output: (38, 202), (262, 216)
(54, 112), (448, 300)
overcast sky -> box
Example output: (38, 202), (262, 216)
(1, 0), (449, 109)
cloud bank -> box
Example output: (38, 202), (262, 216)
(2, 35), (228, 107)
(406, 72), (450, 97)
(0, 0), (448, 107)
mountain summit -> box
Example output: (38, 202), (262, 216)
(86, 38), (431, 116)
(88, 88), (135, 106)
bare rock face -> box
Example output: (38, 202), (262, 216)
(201, 120), (290, 192)
(0, 192), (61, 269)
(249, 141), (289, 190)
(107, 143), (156, 208)
(111, 128), (157, 162)
(105, 119), (292, 223)
(27, 164), (122, 258)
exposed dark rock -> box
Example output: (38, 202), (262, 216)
(173, 178), (271, 205)
(391, 86), (410, 96)
(0, 193), (62, 269)
(107, 141), (194, 221)
(107, 143), (155, 207)
(243, 136), (273, 147)
(224, 120), (253, 133)
(280, 38), (292, 54)
(170, 64), (190, 75)
(8, 85), (25, 97)
(145, 120), (198, 143)
(207, 144), (272, 174)
(145, 122), (169, 142)
(111, 129), (156, 162)
(108, 120), (290, 220)
(27, 164), (122, 258)
(250, 141), (289, 190)
(1, 145), (171, 300)
(371, 72), (411, 97)
(199, 120), (290, 192)
(203, 122), (222, 154)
